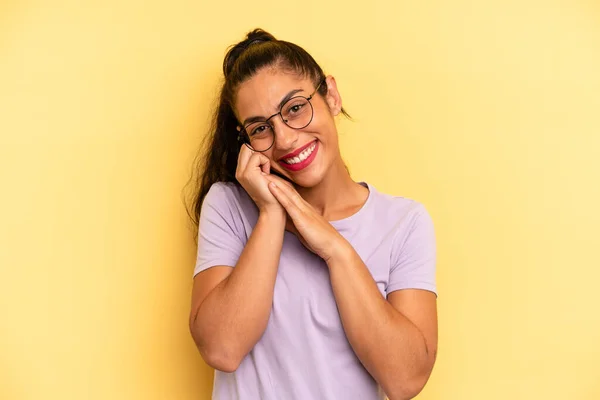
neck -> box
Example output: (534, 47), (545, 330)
(296, 157), (367, 221)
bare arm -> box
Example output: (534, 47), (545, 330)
(189, 209), (286, 372)
(265, 178), (438, 399)
(189, 145), (288, 372)
(328, 245), (438, 400)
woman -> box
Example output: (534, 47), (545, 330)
(188, 28), (438, 400)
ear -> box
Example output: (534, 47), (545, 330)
(323, 75), (342, 116)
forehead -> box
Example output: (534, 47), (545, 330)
(234, 69), (312, 120)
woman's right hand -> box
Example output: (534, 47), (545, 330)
(235, 145), (284, 215)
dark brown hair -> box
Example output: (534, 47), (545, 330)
(185, 28), (350, 232)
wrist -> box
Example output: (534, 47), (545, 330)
(324, 237), (355, 266)
(258, 206), (286, 226)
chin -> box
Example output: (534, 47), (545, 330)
(288, 173), (322, 189)
(283, 162), (328, 188)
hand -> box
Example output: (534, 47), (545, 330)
(265, 175), (349, 261)
(235, 145), (284, 215)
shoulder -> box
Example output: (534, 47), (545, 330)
(365, 184), (435, 255)
(367, 184), (433, 229)
(203, 181), (250, 209)
(367, 186), (436, 275)
(201, 181), (257, 225)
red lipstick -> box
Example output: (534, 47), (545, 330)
(277, 140), (319, 172)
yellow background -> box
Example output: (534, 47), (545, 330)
(1, 0), (599, 399)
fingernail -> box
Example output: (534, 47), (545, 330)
(269, 182), (277, 188)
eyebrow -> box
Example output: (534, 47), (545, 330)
(242, 88), (305, 126)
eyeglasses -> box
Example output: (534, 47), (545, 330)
(237, 79), (325, 152)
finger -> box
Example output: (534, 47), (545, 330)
(258, 154), (271, 175)
(265, 173), (294, 189)
(237, 144), (254, 173)
(268, 181), (302, 219)
(268, 178), (308, 212)
(247, 152), (271, 175)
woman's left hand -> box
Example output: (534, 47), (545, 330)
(266, 175), (348, 262)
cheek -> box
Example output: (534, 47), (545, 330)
(313, 119), (338, 148)
(312, 107), (336, 137)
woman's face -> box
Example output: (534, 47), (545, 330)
(234, 68), (343, 188)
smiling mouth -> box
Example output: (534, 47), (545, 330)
(280, 141), (317, 164)
(277, 140), (319, 172)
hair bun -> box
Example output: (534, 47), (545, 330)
(244, 28), (276, 46)
(223, 28), (277, 78)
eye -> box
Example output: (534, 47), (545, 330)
(284, 98), (310, 117)
(250, 124), (271, 136)
(289, 104), (303, 113)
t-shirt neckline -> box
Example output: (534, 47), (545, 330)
(329, 181), (374, 230)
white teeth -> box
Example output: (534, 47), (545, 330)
(283, 143), (316, 165)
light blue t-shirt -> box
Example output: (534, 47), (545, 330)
(194, 181), (437, 400)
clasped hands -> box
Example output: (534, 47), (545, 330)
(265, 174), (350, 263)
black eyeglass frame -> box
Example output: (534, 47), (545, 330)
(237, 79), (325, 152)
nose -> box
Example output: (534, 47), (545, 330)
(271, 116), (299, 151)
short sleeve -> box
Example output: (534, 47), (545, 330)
(194, 183), (245, 277)
(387, 204), (437, 296)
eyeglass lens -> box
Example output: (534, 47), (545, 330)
(243, 96), (313, 152)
